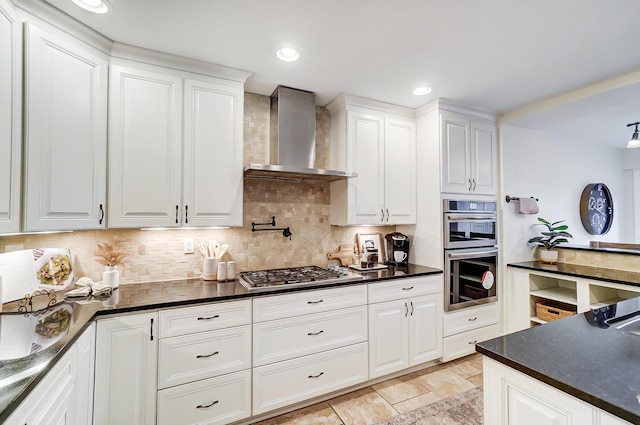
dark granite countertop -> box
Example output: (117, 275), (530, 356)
(0, 264), (441, 422)
(560, 244), (640, 256)
(508, 261), (640, 288)
(477, 297), (640, 424)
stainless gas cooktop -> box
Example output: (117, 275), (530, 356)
(238, 265), (363, 292)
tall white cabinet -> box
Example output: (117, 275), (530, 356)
(0, 0), (21, 234)
(108, 59), (245, 228)
(328, 94), (416, 225)
(24, 22), (109, 231)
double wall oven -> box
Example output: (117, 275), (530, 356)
(443, 199), (498, 311)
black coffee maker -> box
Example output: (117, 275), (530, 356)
(384, 232), (410, 266)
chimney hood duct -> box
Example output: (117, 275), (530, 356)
(244, 86), (356, 182)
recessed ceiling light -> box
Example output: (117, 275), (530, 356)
(71, 0), (109, 14)
(276, 47), (300, 62)
(412, 86), (432, 96)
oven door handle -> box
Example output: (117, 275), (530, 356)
(447, 249), (498, 259)
(446, 215), (496, 221)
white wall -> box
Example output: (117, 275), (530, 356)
(500, 124), (628, 264)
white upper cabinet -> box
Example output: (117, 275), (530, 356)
(24, 22), (109, 231)
(108, 62), (244, 228)
(440, 109), (497, 195)
(328, 94), (416, 225)
(0, 0), (21, 234)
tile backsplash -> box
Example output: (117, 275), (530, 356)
(0, 92), (394, 283)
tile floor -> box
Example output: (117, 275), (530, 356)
(254, 353), (483, 425)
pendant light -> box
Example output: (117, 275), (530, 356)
(626, 121), (640, 149)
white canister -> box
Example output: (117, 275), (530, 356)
(226, 261), (236, 281)
(217, 261), (227, 282)
(203, 258), (220, 281)
(103, 266), (120, 289)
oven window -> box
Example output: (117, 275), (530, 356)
(449, 254), (497, 307)
(447, 221), (496, 244)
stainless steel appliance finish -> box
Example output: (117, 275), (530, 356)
(443, 199), (498, 311)
(244, 86), (357, 182)
(238, 265), (364, 292)
(443, 199), (497, 249)
(444, 246), (498, 311)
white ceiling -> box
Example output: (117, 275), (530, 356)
(35, 0), (640, 148)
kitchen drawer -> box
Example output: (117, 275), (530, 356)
(253, 284), (367, 322)
(253, 342), (368, 414)
(158, 325), (251, 389)
(253, 305), (367, 366)
(443, 303), (498, 337)
(442, 323), (499, 362)
(157, 369), (251, 425)
(368, 275), (442, 304)
(159, 299), (251, 338)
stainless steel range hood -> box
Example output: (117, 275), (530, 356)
(244, 86), (356, 182)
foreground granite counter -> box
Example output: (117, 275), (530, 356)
(508, 260), (640, 287)
(477, 297), (640, 424)
(0, 263), (441, 422)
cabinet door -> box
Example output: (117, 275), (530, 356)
(470, 121), (497, 195)
(75, 322), (96, 425)
(384, 117), (416, 224)
(408, 294), (442, 365)
(108, 65), (183, 228)
(24, 23), (108, 231)
(368, 299), (409, 379)
(183, 79), (243, 227)
(0, 0), (21, 234)
(347, 111), (385, 224)
(94, 313), (158, 425)
(440, 111), (471, 194)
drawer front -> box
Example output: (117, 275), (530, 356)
(253, 285), (367, 322)
(159, 300), (251, 338)
(253, 342), (368, 414)
(368, 275), (442, 304)
(442, 324), (498, 362)
(443, 303), (498, 337)
(253, 305), (367, 366)
(157, 369), (251, 425)
(158, 325), (251, 389)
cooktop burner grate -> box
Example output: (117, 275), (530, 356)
(240, 265), (345, 287)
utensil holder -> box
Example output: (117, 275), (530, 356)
(203, 258), (220, 281)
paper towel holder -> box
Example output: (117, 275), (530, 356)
(505, 195), (539, 203)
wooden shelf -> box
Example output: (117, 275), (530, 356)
(590, 297), (625, 309)
(530, 287), (577, 306)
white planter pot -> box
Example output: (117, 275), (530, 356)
(539, 249), (558, 264)
(103, 265), (120, 288)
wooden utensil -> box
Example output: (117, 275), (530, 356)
(218, 243), (229, 258)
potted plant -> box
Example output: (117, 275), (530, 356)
(94, 239), (128, 288)
(527, 218), (573, 264)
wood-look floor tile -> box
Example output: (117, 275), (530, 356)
(467, 372), (483, 387)
(414, 368), (476, 399)
(372, 374), (431, 404)
(392, 391), (441, 413)
(329, 387), (398, 425)
(274, 402), (343, 425)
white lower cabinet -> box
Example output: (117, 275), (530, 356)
(5, 326), (91, 425)
(442, 303), (498, 362)
(94, 312), (158, 425)
(253, 342), (368, 415)
(157, 369), (251, 425)
(367, 276), (443, 379)
(484, 357), (633, 425)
